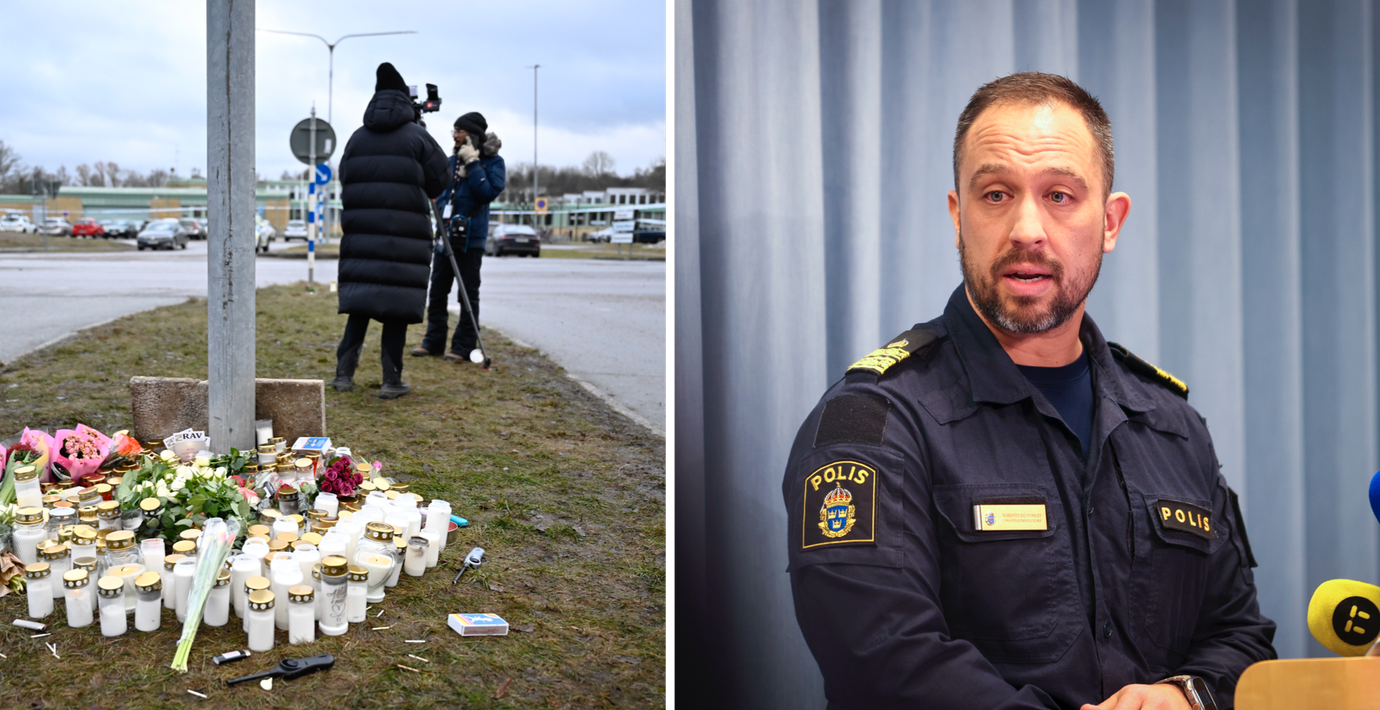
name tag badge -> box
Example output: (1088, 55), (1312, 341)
(442, 203), (453, 219)
(973, 503), (1048, 532)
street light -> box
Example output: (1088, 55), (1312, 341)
(258, 28), (415, 241)
(525, 64), (540, 228)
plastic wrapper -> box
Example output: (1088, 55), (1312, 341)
(51, 424), (111, 485)
(9, 429), (54, 484)
(99, 430), (144, 471)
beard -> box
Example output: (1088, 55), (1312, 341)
(958, 231), (1101, 334)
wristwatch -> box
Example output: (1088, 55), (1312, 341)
(1155, 675), (1217, 710)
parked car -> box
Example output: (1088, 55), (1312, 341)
(41, 218), (73, 236)
(71, 218), (105, 238)
(633, 228), (665, 244)
(101, 219), (139, 239)
(255, 218), (276, 253)
(283, 219), (308, 242)
(179, 218), (207, 240)
(585, 227), (614, 243)
(0, 214), (37, 233)
(485, 224), (541, 257)
(137, 219), (189, 250)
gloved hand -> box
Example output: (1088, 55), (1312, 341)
(458, 141), (480, 165)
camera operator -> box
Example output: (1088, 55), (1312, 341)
(332, 62), (449, 399)
(412, 112), (506, 362)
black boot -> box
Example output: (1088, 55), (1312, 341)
(334, 337), (361, 392)
(379, 348), (410, 399)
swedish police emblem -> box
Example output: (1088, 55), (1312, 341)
(802, 460), (876, 549)
(818, 484), (856, 538)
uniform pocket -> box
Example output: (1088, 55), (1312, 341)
(1139, 494), (1226, 666)
(932, 483), (1080, 663)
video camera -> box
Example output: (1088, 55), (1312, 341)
(410, 84), (442, 125)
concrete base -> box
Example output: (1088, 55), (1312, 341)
(130, 376), (325, 447)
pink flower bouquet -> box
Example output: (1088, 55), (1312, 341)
(14, 428), (54, 483)
(52, 424), (112, 485)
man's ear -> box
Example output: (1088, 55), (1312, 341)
(948, 189), (961, 250)
(1102, 191), (1131, 253)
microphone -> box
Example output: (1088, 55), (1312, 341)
(1308, 579), (1380, 656)
(1369, 470), (1380, 524)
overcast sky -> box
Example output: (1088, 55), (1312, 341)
(0, 0), (665, 182)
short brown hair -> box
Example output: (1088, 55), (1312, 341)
(953, 72), (1114, 197)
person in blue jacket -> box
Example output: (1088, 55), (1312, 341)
(783, 73), (1274, 710)
(413, 111), (506, 361)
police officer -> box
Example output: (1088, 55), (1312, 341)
(783, 73), (1275, 710)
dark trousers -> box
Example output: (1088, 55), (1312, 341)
(422, 239), (484, 355)
(336, 314), (408, 384)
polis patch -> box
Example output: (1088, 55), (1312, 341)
(1153, 498), (1217, 540)
(801, 460), (877, 549)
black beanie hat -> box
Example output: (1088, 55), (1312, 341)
(453, 112), (488, 135)
(375, 62), (407, 93)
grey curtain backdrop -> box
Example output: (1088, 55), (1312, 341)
(676, 0), (1380, 706)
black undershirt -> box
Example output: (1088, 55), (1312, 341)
(1017, 350), (1094, 459)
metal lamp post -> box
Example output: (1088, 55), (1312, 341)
(527, 64), (540, 228)
(258, 28), (416, 240)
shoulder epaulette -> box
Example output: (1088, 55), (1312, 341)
(1107, 342), (1189, 400)
(846, 329), (939, 377)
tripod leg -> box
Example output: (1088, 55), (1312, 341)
(441, 236), (491, 369)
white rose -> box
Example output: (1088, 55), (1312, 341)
(156, 481), (171, 498)
(194, 456), (211, 468)
(160, 450), (177, 462)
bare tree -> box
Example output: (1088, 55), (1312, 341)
(0, 140), (22, 191)
(74, 163), (93, 186)
(92, 161), (110, 186)
(582, 150), (616, 177)
(106, 161), (122, 187)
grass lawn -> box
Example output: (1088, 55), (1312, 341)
(271, 243), (665, 262)
(0, 232), (135, 252)
(0, 284), (665, 708)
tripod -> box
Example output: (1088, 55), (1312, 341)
(429, 197), (492, 369)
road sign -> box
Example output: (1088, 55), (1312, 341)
(314, 163), (332, 185)
(612, 220), (636, 232)
(614, 208), (635, 221)
(535, 197), (549, 213)
(290, 117), (337, 165)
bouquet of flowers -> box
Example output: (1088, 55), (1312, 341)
(51, 424), (111, 485)
(115, 451), (251, 545)
(8, 429), (54, 484)
(319, 454), (362, 497)
(98, 430), (145, 471)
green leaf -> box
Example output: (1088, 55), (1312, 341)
(175, 518), (194, 528)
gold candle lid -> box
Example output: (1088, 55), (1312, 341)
(163, 553), (186, 571)
(243, 462), (260, 473)
(95, 500), (120, 517)
(107, 477), (123, 486)
(94, 484), (112, 496)
(73, 526), (97, 543)
(393, 537), (408, 553)
(247, 524), (271, 538)
(275, 532), (299, 544)
(294, 457), (311, 469)
(305, 508), (326, 522)
(248, 589), (274, 610)
(321, 556), (348, 576)
(41, 494), (61, 507)
(73, 556), (97, 572)
(257, 444), (275, 454)
(78, 508), (99, 523)
(287, 584), (314, 603)
(346, 564), (368, 582)
(311, 563), (321, 581)
(24, 562), (50, 579)
(14, 465), (39, 482)
(289, 540), (310, 552)
(106, 530), (135, 550)
(260, 509), (281, 522)
(145, 439), (164, 449)
(364, 522), (394, 542)
(62, 569), (89, 588)
(53, 500), (74, 509)
(267, 539), (289, 553)
(358, 482), (377, 494)
(301, 532), (323, 546)
(269, 436), (285, 445)
(139, 498), (161, 513)
(287, 514), (305, 526)
(39, 542), (70, 561)
(15, 506), (43, 524)
(354, 462), (372, 476)
(215, 569), (231, 587)
(135, 571), (162, 591)
(172, 540), (196, 555)
(97, 575), (125, 597)
(178, 529), (202, 542)
(245, 576), (271, 592)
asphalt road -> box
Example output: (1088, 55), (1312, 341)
(0, 238), (665, 434)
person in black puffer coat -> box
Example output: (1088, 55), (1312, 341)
(333, 62), (449, 399)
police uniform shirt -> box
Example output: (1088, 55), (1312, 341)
(783, 285), (1276, 710)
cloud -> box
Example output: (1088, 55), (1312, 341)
(0, 0), (665, 180)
